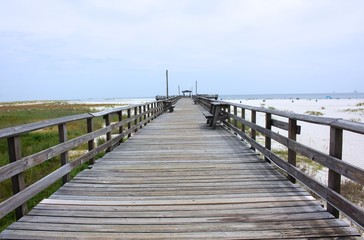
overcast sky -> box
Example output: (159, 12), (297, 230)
(0, 0), (363, 101)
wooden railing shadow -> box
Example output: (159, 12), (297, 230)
(0, 96), (181, 222)
(195, 96), (364, 230)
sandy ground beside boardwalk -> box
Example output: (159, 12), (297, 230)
(226, 98), (364, 169)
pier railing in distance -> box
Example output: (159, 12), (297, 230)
(195, 96), (364, 230)
(0, 96), (181, 221)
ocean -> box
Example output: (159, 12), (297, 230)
(220, 92), (364, 100)
(69, 92), (364, 105)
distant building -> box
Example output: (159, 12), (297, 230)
(182, 90), (192, 97)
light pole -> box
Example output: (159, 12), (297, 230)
(166, 70), (169, 99)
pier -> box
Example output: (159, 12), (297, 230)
(0, 97), (363, 239)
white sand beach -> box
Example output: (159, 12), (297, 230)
(226, 98), (364, 170)
(70, 98), (155, 106)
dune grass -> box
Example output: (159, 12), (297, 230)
(304, 111), (324, 116)
(0, 101), (122, 231)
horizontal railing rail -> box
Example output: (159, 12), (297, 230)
(196, 96), (364, 230)
(0, 96), (181, 221)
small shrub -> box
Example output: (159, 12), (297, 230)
(350, 118), (361, 122)
(342, 108), (364, 113)
(305, 111), (324, 116)
(341, 180), (364, 206)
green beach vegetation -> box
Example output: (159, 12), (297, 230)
(342, 108), (364, 113)
(273, 149), (363, 212)
(304, 111), (324, 116)
(0, 101), (125, 231)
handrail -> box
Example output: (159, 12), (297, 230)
(0, 96), (181, 221)
(195, 96), (364, 229)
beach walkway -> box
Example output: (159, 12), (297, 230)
(0, 98), (361, 239)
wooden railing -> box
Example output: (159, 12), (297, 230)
(0, 96), (181, 221)
(196, 96), (364, 229)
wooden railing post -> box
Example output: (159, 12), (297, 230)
(265, 113), (272, 163)
(104, 114), (111, 152)
(155, 102), (159, 117)
(134, 107), (138, 133)
(147, 104), (151, 123)
(143, 105), (147, 126)
(327, 126), (343, 218)
(7, 136), (27, 219)
(241, 108), (245, 133)
(233, 106), (238, 127)
(87, 118), (95, 165)
(139, 106), (143, 128)
(158, 102), (163, 115)
(127, 109), (131, 139)
(251, 110), (256, 151)
(58, 123), (70, 184)
(288, 119), (297, 183)
(118, 111), (123, 143)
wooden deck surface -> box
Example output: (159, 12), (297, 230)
(1, 98), (361, 239)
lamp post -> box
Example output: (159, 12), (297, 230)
(195, 81), (198, 95)
(166, 70), (169, 99)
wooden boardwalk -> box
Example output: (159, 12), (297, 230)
(1, 98), (361, 239)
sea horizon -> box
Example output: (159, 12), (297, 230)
(1, 92), (364, 104)
(220, 92), (364, 100)
(63, 91), (364, 103)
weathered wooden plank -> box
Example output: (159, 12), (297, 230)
(27, 205), (325, 218)
(41, 195), (316, 206)
(17, 212), (335, 224)
(0, 114), (91, 138)
(1, 227), (360, 240)
(6, 220), (351, 235)
(48, 192), (312, 201)
(34, 200), (321, 212)
(57, 181), (299, 190)
(60, 181), (300, 190)
(52, 189), (307, 198)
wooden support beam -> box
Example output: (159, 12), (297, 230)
(327, 126), (343, 218)
(127, 109), (132, 138)
(7, 136), (27, 219)
(211, 105), (221, 130)
(251, 110), (256, 151)
(134, 107), (138, 133)
(117, 111), (123, 143)
(104, 114), (111, 152)
(241, 108), (245, 133)
(87, 118), (95, 165)
(265, 113), (272, 163)
(139, 106), (143, 129)
(58, 123), (70, 184)
(288, 119), (297, 183)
